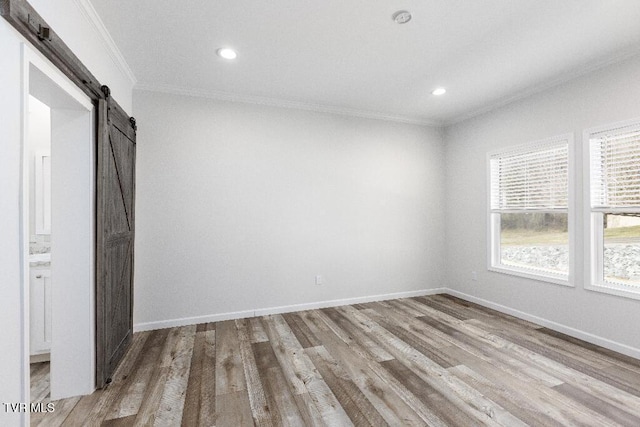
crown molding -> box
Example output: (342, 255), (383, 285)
(131, 45), (640, 129)
(445, 48), (640, 127)
(135, 82), (443, 127)
(74, 0), (137, 86)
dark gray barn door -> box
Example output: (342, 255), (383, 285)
(96, 87), (137, 388)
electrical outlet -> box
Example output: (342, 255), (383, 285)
(315, 275), (323, 286)
(472, 271), (478, 281)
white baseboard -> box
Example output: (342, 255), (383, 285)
(133, 288), (445, 332)
(134, 308), (255, 332)
(253, 288), (446, 317)
(445, 289), (640, 360)
(133, 287), (640, 360)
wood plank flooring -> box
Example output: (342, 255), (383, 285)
(30, 361), (51, 404)
(31, 294), (640, 426)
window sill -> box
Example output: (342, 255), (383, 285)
(585, 281), (640, 301)
(489, 264), (573, 287)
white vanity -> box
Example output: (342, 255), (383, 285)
(30, 254), (51, 357)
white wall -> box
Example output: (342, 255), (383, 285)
(0, 0), (133, 422)
(0, 19), (28, 427)
(444, 54), (640, 356)
(133, 90), (446, 329)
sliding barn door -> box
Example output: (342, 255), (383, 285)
(96, 88), (137, 388)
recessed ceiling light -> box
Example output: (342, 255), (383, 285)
(392, 10), (412, 24)
(431, 88), (446, 96)
(217, 48), (237, 60)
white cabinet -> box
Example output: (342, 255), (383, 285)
(30, 266), (52, 355)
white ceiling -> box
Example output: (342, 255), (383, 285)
(90, 0), (640, 125)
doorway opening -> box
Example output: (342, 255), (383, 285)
(27, 93), (52, 404)
(22, 44), (96, 407)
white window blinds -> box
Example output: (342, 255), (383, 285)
(490, 139), (569, 211)
(590, 123), (640, 210)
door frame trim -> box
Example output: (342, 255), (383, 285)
(20, 41), (95, 417)
(1, 0), (132, 120)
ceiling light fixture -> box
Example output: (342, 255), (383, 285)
(392, 10), (412, 24)
(217, 48), (237, 60)
(431, 88), (446, 96)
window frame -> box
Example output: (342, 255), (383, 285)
(584, 118), (640, 300)
(487, 134), (575, 287)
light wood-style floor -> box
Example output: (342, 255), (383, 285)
(31, 361), (51, 405)
(31, 294), (640, 426)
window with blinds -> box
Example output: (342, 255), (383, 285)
(490, 140), (569, 211)
(488, 135), (572, 284)
(589, 124), (640, 210)
(587, 120), (640, 295)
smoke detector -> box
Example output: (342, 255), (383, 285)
(392, 10), (412, 24)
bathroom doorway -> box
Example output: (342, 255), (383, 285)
(22, 45), (96, 404)
(26, 93), (52, 405)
